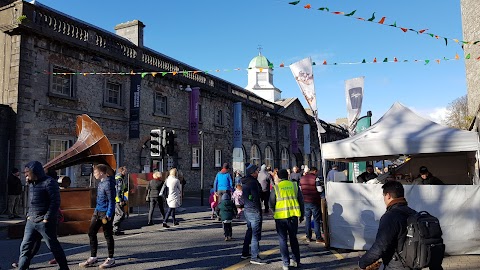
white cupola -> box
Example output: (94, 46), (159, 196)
(245, 53), (281, 102)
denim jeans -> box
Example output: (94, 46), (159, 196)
(275, 217), (300, 266)
(18, 219), (69, 270)
(164, 207), (176, 224)
(242, 209), (263, 258)
(304, 202), (322, 240)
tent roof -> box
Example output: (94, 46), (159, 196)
(323, 102), (480, 161)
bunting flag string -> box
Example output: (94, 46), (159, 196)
(287, 1), (479, 47)
(45, 53), (475, 77)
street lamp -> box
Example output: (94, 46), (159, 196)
(184, 85), (192, 92)
(199, 130), (204, 206)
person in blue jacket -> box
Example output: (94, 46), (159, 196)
(214, 163), (233, 218)
(79, 164), (116, 269)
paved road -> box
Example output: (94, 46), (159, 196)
(0, 197), (479, 269)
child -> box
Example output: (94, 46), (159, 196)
(218, 193), (235, 241)
(209, 184), (218, 219)
(231, 184), (244, 219)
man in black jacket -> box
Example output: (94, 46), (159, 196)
(7, 168), (22, 219)
(359, 181), (416, 270)
(17, 161), (69, 270)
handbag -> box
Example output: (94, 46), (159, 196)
(159, 181), (167, 198)
(146, 189), (151, 202)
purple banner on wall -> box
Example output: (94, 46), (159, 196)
(290, 120), (299, 154)
(233, 102), (243, 148)
(188, 87), (200, 144)
(129, 74), (141, 139)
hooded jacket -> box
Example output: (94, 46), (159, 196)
(214, 169), (233, 192)
(257, 165), (271, 192)
(25, 161), (60, 223)
(218, 193), (235, 221)
(241, 174), (262, 212)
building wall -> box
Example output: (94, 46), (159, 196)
(461, 0), (480, 121)
(0, 1), (348, 193)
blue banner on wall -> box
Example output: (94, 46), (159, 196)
(233, 102), (242, 148)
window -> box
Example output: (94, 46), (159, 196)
(215, 149), (222, 167)
(111, 143), (121, 167)
(192, 147), (200, 168)
(198, 104), (203, 122)
(48, 139), (71, 176)
(252, 119), (258, 134)
(105, 81), (122, 106)
(155, 93), (168, 115)
(265, 146), (273, 168)
(281, 125), (288, 138)
(250, 145), (260, 166)
(216, 110), (223, 125)
(266, 122), (272, 137)
(281, 148), (289, 169)
(51, 67), (75, 97)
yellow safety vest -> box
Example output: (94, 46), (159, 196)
(273, 180), (301, 219)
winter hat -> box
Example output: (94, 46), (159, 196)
(277, 169), (289, 180)
(419, 166), (429, 174)
(246, 164), (258, 175)
(221, 193), (231, 201)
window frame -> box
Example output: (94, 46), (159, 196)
(49, 66), (76, 100)
(264, 146), (273, 168)
(214, 149), (222, 168)
(215, 110), (223, 126)
(252, 119), (259, 134)
(281, 148), (289, 169)
(154, 92), (168, 116)
(192, 147), (200, 168)
(47, 138), (73, 177)
(104, 80), (123, 107)
(250, 144), (261, 166)
(266, 122), (272, 137)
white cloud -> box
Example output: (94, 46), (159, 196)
(410, 107), (448, 125)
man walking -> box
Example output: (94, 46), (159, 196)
(359, 181), (443, 270)
(257, 164), (272, 214)
(241, 164), (267, 265)
(113, 166), (127, 235)
(8, 168), (23, 219)
(79, 164), (116, 268)
(299, 167), (324, 243)
(17, 161), (69, 270)
(270, 169), (304, 270)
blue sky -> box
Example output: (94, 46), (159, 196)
(33, 0), (467, 123)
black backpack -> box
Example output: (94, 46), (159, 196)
(398, 211), (445, 269)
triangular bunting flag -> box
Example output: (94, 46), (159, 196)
(419, 29), (427, 33)
(444, 38), (448, 46)
(161, 72), (167, 76)
(367, 12), (376, 21)
(373, 57), (377, 63)
(436, 59), (440, 64)
(362, 59), (366, 63)
(378, 17), (386, 24)
(389, 21), (397, 27)
(383, 58), (388, 62)
(323, 60), (327, 65)
(333, 11), (344, 15)
(466, 53), (471, 59)
(280, 63), (285, 67)
(345, 10), (356, 16)
(394, 57), (398, 62)
(400, 28), (408, 32)
(289, 0), (300, 5)
(172, 72), (178, 76)
(152, 72), (157, 77)
(425, 60), (430, 65)
(304, 4), (311, 9)
(141, 72), (147, 78)
(318, 7), (329, 11)
(455, 53), (460, 60)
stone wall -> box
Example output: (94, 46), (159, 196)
(461, 0), (480, 122)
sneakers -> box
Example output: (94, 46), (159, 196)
(173, 221), (179, 226)
(11, 262), (18, 268)
(113, 231), (125, 236)
(290, 260), (300, 268)
(316, 238), (325, 243)
(305, 238), (312, 242)
(79, 257), (98, 267)
(48, 258), (57, 264)
(240, 254), (251, 259)
(162, 223), (170, 228)
(250, 256), (267, 265)
(99, 258), (115, 269)
(282, 265), (289, 270)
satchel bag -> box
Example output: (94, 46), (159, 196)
(159, 181), (168, 198)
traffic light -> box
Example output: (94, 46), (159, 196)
(149, 129), (162, 157)
(166, 130), (176, 156)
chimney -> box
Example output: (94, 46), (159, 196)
(114, 20), (145, 47)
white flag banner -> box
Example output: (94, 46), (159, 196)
(345, 76), (365, 133)
(290, 57), (317, 112)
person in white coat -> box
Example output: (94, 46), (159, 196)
(162, 168), (182, 228)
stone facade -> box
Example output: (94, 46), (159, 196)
(0, 1), (348, 194)
(461, 0), (480, 128)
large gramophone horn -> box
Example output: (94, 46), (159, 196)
(44, 114), (117, 171)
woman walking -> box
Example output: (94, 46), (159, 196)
(146, 171), (166, 225)
(162, 168), (182, 228)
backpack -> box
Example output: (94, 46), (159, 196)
(398, 211), (445, 269)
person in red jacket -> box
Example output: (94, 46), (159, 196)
(299, 167), (324, 243)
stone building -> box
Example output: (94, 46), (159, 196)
(461, 0), (480, 129)
(0, 0), (347, 206)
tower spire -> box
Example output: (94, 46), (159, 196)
(257, 45), (263, 56)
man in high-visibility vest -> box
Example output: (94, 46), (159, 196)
(113, 166), (128, 235)
(270, 169), (305, 270)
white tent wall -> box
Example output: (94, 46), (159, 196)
(393, 152), (475, 185)
(326, 182), (480, 255)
